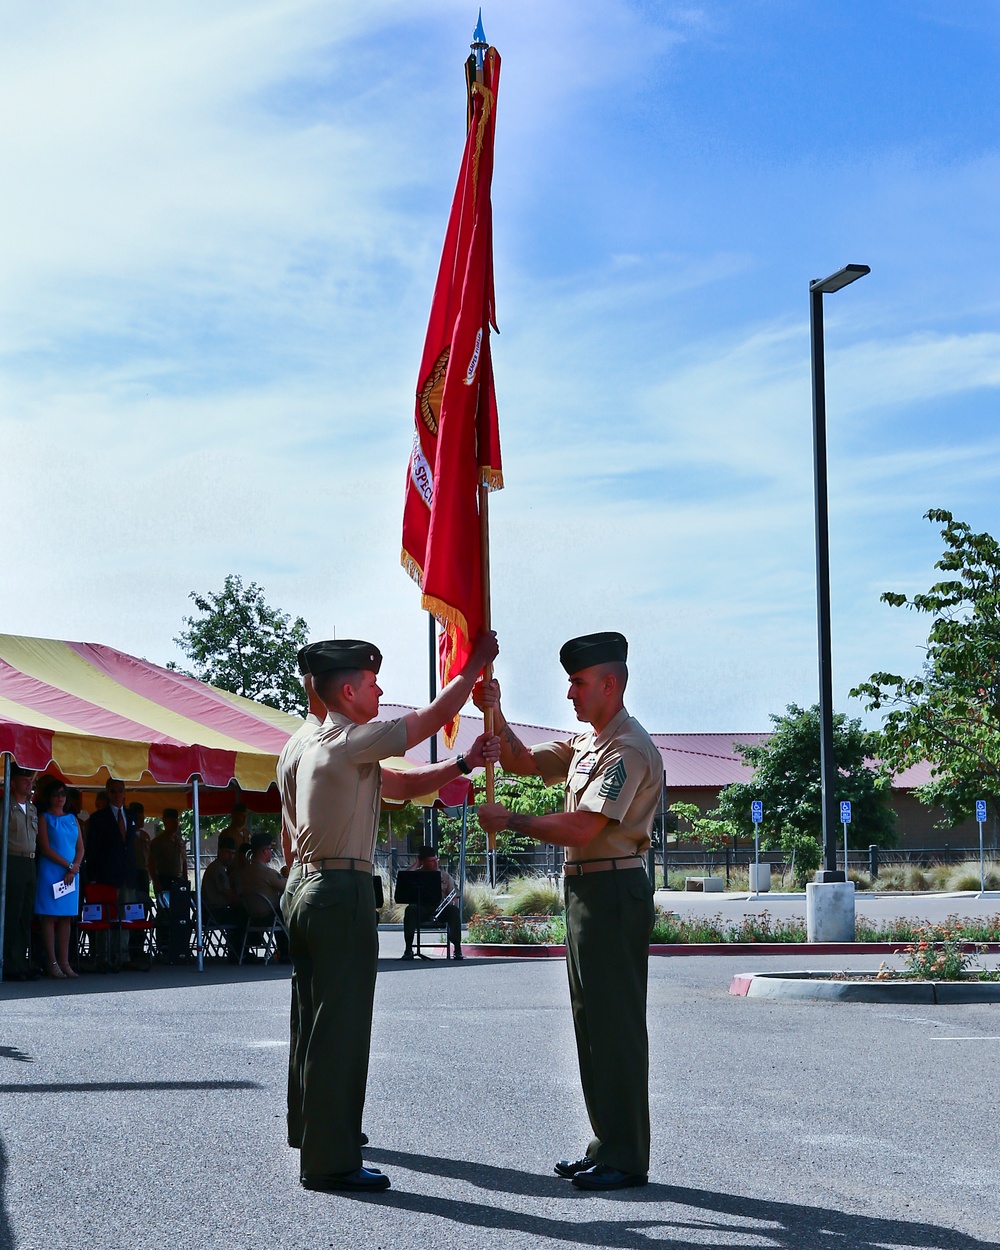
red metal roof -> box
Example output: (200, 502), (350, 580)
(379, 706), (933, 791)
(379, 704), (771, 789)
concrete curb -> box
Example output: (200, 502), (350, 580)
(447, 941), (1000, 959)
(729, 971), (1000, 1003)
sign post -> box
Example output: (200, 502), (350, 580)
(976, 800), (987, 895)
(840, 800), (852, 880)
(750, 801), (763, 897)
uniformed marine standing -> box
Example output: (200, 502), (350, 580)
(288, 632), (498, 1193)
(477, 631), (662, 1191)
(276, 648), (328, 1151)
(3, 765), (38, 980)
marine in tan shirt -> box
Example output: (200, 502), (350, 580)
(238, 832), (287, 918)
(3, 765), (39, 979)
(477, 631), (662, 1191)
(532, 706), (663, 864)
(286, 632), (499, 1194)
(278, 654), (329, 1157)
(294, 714), (408, 866)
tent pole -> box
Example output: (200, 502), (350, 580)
(458, 798), (468, 925)
(0, 753), (11, 982)
(192, 776), (204, 973)
(428, 612), (439, 850)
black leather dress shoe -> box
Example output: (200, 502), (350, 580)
(554, 1156), (593, 1178)
(361, 1132), (369, 1146)
(400, 950), (415, 961)
(572, 1164), (647, 1191)
(451, 950), (464, 961)
(300, 1167), (390, 1192)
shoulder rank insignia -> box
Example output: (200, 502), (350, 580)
(598, 756), (627, 802)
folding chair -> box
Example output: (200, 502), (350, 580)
(202, 905), (241, 961)
(120, 898), (154, 965)
(239, 894), (286, 965)
(77, 883), (121, 970)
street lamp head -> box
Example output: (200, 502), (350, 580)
(810, 264), (871, 295)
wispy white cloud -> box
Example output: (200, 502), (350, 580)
(1, 1), (999, 738)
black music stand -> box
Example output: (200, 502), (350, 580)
(394, 870), (442, 961)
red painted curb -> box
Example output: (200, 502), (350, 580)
(462, 944), (566, 958)
(729, 974), (754, 996)
(442, 941), (1000, 959)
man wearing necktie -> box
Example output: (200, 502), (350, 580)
(84, 778), (139, 970)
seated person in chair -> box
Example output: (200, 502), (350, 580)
(403, 845), (463, 961)
(238, 831), (288, 959)
(202, 835), (248, 961)
(148, 808), (188, 895)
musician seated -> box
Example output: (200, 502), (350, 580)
(402, 845), (463, 962)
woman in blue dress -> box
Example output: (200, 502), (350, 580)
(34, 782), (84, 979)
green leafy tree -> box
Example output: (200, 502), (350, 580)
(170, 574), (309, 715)
(668, 802), (736, 853)
(852, 509), (1000, 828)
(378, 802), (425, 848)
(710, 704), (896, 881)
(437, 771), (564, 861)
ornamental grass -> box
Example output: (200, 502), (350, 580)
(505, 874), (564, 916)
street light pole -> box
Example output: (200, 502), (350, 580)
(809, 263), (870, 881)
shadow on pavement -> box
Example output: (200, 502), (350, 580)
(0, 1048), (32, 1063)
(0, 963), (290, 1000)
(375, 957), (538, 975)
(0, 1135), (12, 1250)
(0, 956), (530, 997)
(0, 1079), (261, 1094)
(359, 1150), (992, 1250)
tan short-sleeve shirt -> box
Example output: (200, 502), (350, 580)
(7, 801), (38, 857)
(295, 713), (408, 864)
(531, 707), (663, 862)
(276, 712), (325, 858)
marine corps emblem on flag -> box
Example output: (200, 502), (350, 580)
(418, 347), (450, 436)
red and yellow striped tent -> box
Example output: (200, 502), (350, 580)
(0, 633), (298, 797)
(0, 634), (469, 812)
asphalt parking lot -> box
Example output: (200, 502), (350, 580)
(2, 928), (998, 1249)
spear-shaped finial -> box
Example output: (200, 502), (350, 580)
(471, 9), (488, 71)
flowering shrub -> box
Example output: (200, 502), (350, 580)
(467, 907), (1000, 951)
(467, 914), (566, 945)
(650, 910), (807, 944)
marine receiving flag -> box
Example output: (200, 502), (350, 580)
(401, 34), (502, 746)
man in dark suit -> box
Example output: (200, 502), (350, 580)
(84, 778), (138, 969)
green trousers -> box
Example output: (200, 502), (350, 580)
(564, 866), (654, 1176)
(3, 856), (36, 976)
(287, 869), (378, 1177)
(281, 862), (304, 1148)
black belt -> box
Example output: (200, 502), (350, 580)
(563, 855), (645, 876)
(301, 858), (373, 875)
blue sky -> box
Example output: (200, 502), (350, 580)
(2, 1), (1000, 734)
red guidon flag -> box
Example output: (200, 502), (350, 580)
(401, 45), (503, 746)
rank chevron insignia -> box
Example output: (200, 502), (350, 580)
(598, 756), (627, 801)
